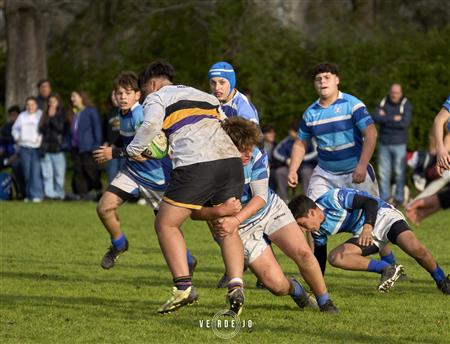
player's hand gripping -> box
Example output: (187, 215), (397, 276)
(352, 163), (367, 184)
(436, 148), (450, 175)
(93, 146), (113, 164)
(213, 216), (240, 237)
(218, 197), (242, 217)
(287, 170), (299, 188)
(357, 224), (373, 246)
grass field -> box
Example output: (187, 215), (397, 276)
(1, 201), (449, 343)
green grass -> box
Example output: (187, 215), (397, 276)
(1, 201), (449, 344)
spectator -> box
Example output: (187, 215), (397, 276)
(39, 94), (66, 200)
(273, 121), (317, 203)
(69, 90), (102, 199)
(102, 91), (123, 182)
(0, 105), (25, 198)
(261, 124), (277, 164)
(12, 97), (44, 202)
(36, 79), (52, 111)
(373, 84), (412, 207)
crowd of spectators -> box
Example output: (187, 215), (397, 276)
(0, 79), (448, 206)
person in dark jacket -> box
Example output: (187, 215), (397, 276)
(39, 94), (66, 199)
(36, 79), (52, 111)
(69, 90), (102, 198)
(373, 84), (412, 206)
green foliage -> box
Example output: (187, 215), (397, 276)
(47, 0), (450, 149)
(1, 201), (449, 343)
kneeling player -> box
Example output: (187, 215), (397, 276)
(211, 118), (338, 313)
(289, 189), (450, 294)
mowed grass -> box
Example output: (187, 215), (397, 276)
(1, 201), (449, 344)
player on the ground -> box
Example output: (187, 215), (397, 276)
(289, 189), (450, 294)
(124, 60), (246, 315)
(208, 61), (259, 124)
(287, 63), (401, 268)
(206, 117), (338, 312)
(93, 72), (198, 273)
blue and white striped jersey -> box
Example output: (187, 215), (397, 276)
(120, 103), (169, 191)
(298, 92), (374, 174)
(312, 188), (391, 247)
(443, 96), (450, 130)
(241, 147), (275, 225)
(221, 90), (259, 124)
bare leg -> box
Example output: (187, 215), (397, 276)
(155, 201), (192, 278)
(395, 231), (437, 272)
(269, 223), (327, 296)
(249, 246), (290, 296)
(328, 243), (371, 271)
(216, 231), (244, 281)
(96, 191), (125, 239)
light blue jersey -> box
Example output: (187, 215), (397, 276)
(241, 147), (275, 225)
(298, 92), (374, 174)
(312, 188), (391, 247)
(120, 103), (170, 191)
(443, 96), (450, 130)
(221, 90), (259, 124)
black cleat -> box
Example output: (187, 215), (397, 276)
(437, 275), (450, 295)
(378, 264), (405, 293)
(227, 287), (244, 316)
(188, 256), (198, 277)
(217, 273), (229, 288)
(100, 239), (129, 269)
(319, 299), (339, 314)
(290, 278), (318, 309)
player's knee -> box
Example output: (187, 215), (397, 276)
(293, 247), (314, 264)
(96, 201), (115, 218)
(327, 251), (342, 267)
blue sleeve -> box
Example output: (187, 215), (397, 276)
(251, 150), (269, 181)
(352, 104), (374, 133)
(336, 188), (358, 209)
(298, 117), (311, 141)
(90, 108), (102, 148)
(133, 105), (145, 129)
(442, 96), (450, 113)
(237, 101), (259, 123)
(312, 231), (328, 247)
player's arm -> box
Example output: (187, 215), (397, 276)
(191, 198), (241, 221)
(214, 180), (267, 237)
(126, 98), (164, 157)
(433, 107), (450, 173)
(350, 194), (378, 246)
(353, 124), (377, 183)
(288, 138), (306, 187)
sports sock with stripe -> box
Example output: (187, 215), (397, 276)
(173, 276), (192, 290)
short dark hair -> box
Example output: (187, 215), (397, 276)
(221, 117), (262, 151)
(113, 71), (140, 92)
(261, 124), (275, 134)
(312, 63), (339, 79)
(288, 195), (317, 219)
(8, 105), (21, 114)
(37, 79), (50, 88)
(139, 59), (175, 87)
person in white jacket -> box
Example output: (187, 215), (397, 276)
(12, 97), (44, 202)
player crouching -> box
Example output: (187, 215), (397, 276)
(289, 189), (450, 294)
(209, 117), (338, 313)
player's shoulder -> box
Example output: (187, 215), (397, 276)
(340, 92), (365, 109)
(303, 100), (321, 119)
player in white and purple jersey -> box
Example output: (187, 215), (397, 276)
(208, 61), (259, 124)
(289, 188), (450, 295)
(93, 72), (196, 272)
(206, 117), (338, 313)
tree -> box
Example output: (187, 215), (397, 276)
(4, 0), (48, 109)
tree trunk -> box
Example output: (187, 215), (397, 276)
(5, 0), (47, 109)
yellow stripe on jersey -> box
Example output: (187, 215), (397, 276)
(162, 196), (203, 210)
(162, 107), (220, 130)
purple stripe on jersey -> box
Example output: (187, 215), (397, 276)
(165, 115), (218, 136)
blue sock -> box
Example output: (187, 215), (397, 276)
(186, 249), (194, 266)
(381, 252), (396, 265)
(367, 259), (390, 273)
(316, 293), (330, 307)
(111, 234), (127, 251)
(430, 265), (445, 283)
(289, 279), (305, 298)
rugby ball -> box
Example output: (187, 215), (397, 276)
(142, 131), (168, 159)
